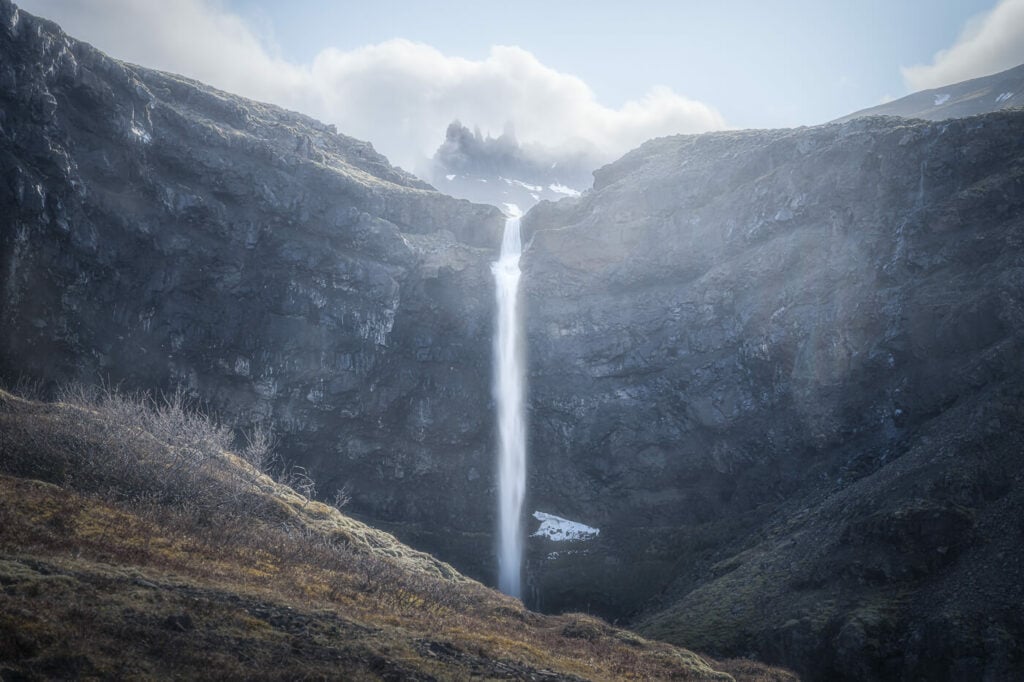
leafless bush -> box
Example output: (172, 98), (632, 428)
(0, 382), (437, 608)
(279, 465), (317, 505)
(2, 382), (269, 519)
(240, 422), (278, 474)
(2, 375), (46, 400)
(332, 484), (352, 510)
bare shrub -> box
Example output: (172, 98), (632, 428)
(240, 422), (278, 474)
(332, 484), (352, 510)
(4, 382), (266, 519)
(279, 465), (317, 505)
(3, 375), (46, 400)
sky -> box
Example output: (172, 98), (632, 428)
(16, 0), (1024, 175)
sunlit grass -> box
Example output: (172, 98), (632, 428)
(0, 387), (795, 680)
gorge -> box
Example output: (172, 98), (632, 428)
(2, 2), (1024, 680)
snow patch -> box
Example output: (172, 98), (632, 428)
(933, 93), (950, 106)
(996, 91), (1015, 104)
(549, 183), (581, 198)
(130, 122), (152, 144)
(445, 174), (456, 181)
(531, 511), (600, 542)
(511, 179), (543, 192)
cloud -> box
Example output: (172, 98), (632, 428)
(17, 0), (725, 173)
(902, 0), (1024, 91)
(310, 42), (725, 172)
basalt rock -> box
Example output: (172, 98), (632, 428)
(4, 2), (1024, 679)
(0, 0), (505, 573)
(520, 116), (1024, 679)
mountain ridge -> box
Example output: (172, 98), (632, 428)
(835, 62), (1024, 123)
(3, 1), (1024, 679)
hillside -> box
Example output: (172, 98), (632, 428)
(0, 387), (791, 680)
(835, 63), (1024, 122)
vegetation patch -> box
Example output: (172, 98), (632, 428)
(0, 387), (794, 680)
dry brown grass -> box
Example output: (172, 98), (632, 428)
(0, 387), (797, 680)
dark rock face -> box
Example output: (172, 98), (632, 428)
(0, 0), (505, 571)
(521, 117), (1024, 679)
(5, 3), (1024, 680)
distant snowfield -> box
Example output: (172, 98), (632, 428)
(531, 511), (600, 542)
(504, 178), (543, 193)
(996, 92), (1015, 103)
(549, 183), (581, 198)
(934, 93), (951, 105)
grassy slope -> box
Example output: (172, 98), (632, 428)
(0, 390), (794, 680)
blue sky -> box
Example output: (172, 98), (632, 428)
(225, 0), (996, 128)
(18, 0), (1024, 173)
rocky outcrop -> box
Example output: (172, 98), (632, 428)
(521, 115), (1024, 679)
(0, 0), (505, 573)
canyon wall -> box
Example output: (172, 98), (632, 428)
(3, 3), (1024, 678)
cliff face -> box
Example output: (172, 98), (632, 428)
(4, 3), (1024, 679)
(521, 116), (1024, 679)
(0, 0), (504, 562)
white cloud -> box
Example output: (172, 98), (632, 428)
(902, 0), (1024, 91)
(18, 0), (725, 173)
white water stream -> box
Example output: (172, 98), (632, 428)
(492, 205), (526, 598)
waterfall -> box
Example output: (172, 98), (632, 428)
(492, 204), (526, 598)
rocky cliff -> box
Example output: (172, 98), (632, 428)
(521, 115), (1024, 679)
(4, 2), (1024, 680)
(0, 0), (505, 576)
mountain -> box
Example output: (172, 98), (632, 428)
(429, 121), (592, 211)
(3, 1), (1024, 679)
(0, 0), (507, 590)
(836, 63), (1024, 122)
(520, 114), (1024, 679)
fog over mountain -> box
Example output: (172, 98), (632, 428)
(429, 121), (596, 209)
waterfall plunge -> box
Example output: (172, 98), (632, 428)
(492, 205), (526, 598)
